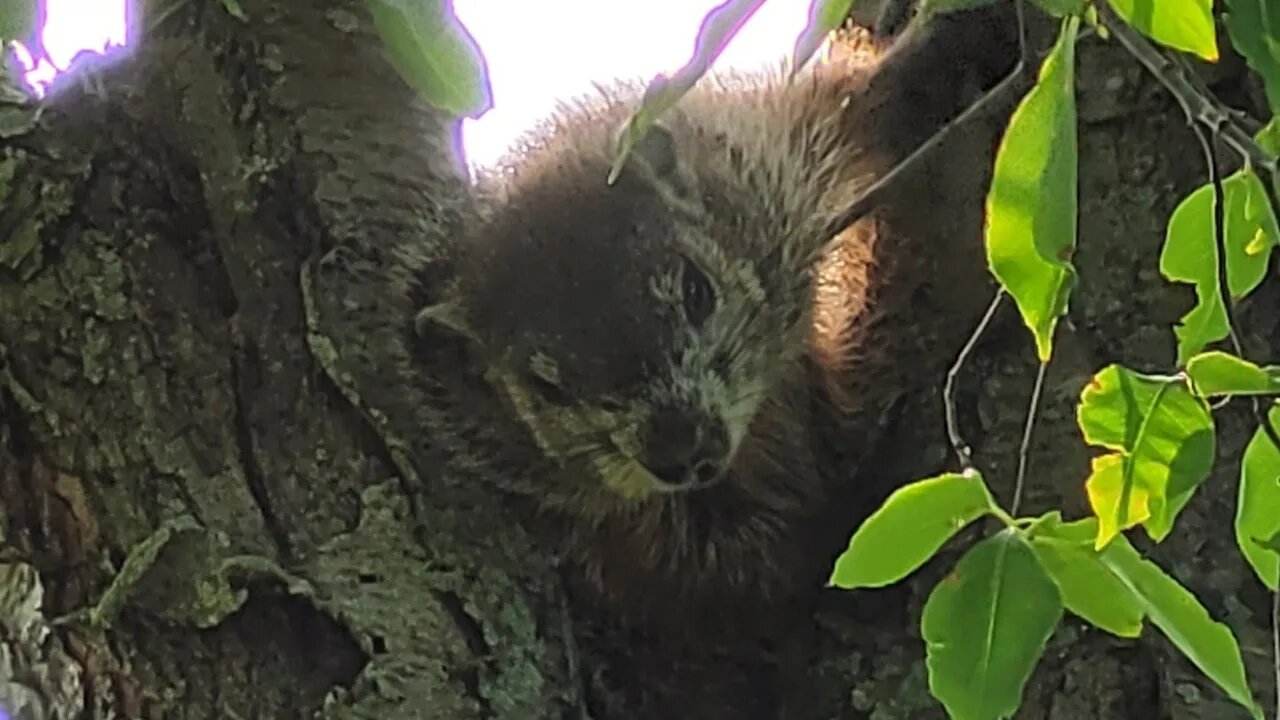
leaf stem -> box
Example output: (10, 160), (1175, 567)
(991, 503), (1020, 530)
(944, 289), (1006, 471)
(1012, 359), (1047, 516)
(1095, 1), (1275, 180)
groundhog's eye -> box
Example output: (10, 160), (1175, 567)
(679, 256), (716, 327)
(712, 353), (732, 378)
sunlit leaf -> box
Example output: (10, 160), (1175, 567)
(1225, 0), (1280, 116)
(217, 0), (248, 21)
(923, 531), (1063, 720)
(364, 0), (493, 117)
(1029, 516), (1144, 637)
(1186, 351), (1280, 396)
(985, 18), (1079, 362)
(1084, 453), (1151, 549)
(1259, 528), (1280, 553)
(1257, 119), (1280, 156)
(1110, 0), (1218, 60)
(1238, 406), (1280, 590)
(829, 471), (994, 589)
(1101, 536), (1262, 719)
(1078, 366), (1215, 546)
(1161, 169), (1278, 364)
(611, 0), (766, 183)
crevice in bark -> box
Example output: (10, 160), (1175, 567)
(436, 589), (496, 717)
(229, 342), (293, 556)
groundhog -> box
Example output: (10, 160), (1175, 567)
(400, 3), (1025, 634)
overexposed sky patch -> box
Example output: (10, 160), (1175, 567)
(25, 0), (812, 168)
(453, 0), (812, 168)
(20, 0), (127, 89)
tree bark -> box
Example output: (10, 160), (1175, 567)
(0, 1), (1273, 719)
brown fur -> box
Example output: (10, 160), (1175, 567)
(400, 5), (1024, 638)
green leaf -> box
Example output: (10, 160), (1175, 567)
(218, 0), (248, 22)
(1161, 169), (1278, 365)
(1186, 351), (1280, 396)
(611, 0), (767, 183)
(1029, 516), (1145, 638)
(829, 471), (994, 589)
(922, 531), (1063, 720)
(1237, 406), (1280, 590)
(1101, 536), (1262, 719)
(1083, 453), (1151, 549)
(363, 0), (493, 118)
(1110, 0), (1218, 60)
(1078, 366), (1215, 546)
(1225, 0), (1280, 116)
(1257, 119), (1280, 156)
(985, 18), (1080, 362)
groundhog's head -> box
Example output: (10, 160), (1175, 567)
(413, 109), (810, 502)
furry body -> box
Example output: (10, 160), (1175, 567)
(402, 6), (1023, 632)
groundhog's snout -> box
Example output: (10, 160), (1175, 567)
(640, 408), (731, 492)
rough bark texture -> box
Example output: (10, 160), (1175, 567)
(0, 1), (1274, 719)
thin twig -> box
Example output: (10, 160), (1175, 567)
(1012, 359), (1047, 516)
(820, 0), (1032, 241)
(1171, 52), (1265, 137)
(944, 290), (1006, 471)
(1096, 1), (1275, 178)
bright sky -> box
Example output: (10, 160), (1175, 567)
(452, 0), (811, 168)
(22, 0), (812, 169)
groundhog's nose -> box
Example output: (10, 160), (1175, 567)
(641, 408), (730, 491)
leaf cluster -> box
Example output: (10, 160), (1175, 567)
(823, 0), (1280, 717)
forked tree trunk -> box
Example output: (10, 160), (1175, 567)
(0, 1), (1273, 719)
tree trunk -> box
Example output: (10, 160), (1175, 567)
(0, 1), (1273, 719)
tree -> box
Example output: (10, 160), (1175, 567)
(0, 1), (1275, 719)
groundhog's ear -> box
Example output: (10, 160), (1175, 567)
(413, 296), (477, 343)
(629, 121), (679, 178)
(614, 120), (703, 202)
